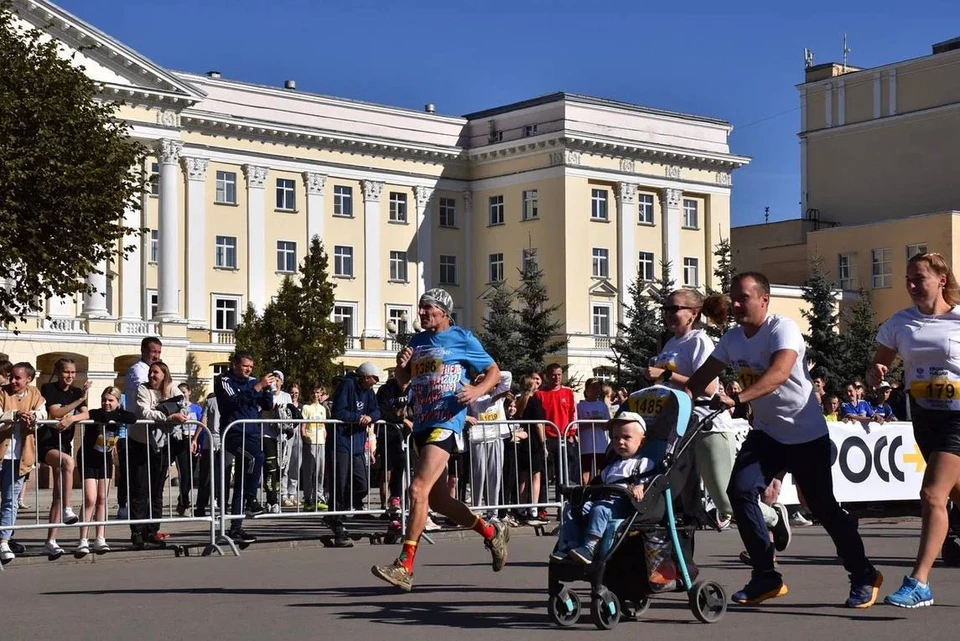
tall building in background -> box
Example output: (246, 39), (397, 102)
(1, 0), (748, 389)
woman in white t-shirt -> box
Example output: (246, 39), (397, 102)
(576, 378), (611, 483)
(642, 288), (740, 529)
(870, 252), (960, 608)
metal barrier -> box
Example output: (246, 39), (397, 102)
(559, 419), (610, 486)
(217, 419), (406, 554)
(0, 418), (224, 569)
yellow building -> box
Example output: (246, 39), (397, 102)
(734, 37), (960, 325)
(1, 0), (749, 391)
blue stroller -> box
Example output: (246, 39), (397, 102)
(547, 384), (728, 629)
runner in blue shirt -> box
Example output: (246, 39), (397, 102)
(372, 288), (508, 591)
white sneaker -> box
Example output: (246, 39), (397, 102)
(75, 539), (90, 557)
(270, 503), (281, 514)
(281, 498), (295, 507)
(790, 511), (814, 527)
(44, 540), (64, 559)
(62, 507), (79, 525)
(0, 541), (14, 564)
(116, 506), (128, 520)
(92, 538), (110, 554)
(424, 516), (441, 532)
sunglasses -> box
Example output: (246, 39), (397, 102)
(661, 305), (696, 313)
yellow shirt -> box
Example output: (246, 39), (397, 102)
(301, 403), (327, 444)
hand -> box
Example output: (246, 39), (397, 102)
(643, 367), (664, 381)
(82, 380), (93, 397)
(456, 383), (484, 406)
(57, 415), (76, 431)
(465, 415), (478, 426)
(629, 484), (645, 501)
(19, 411), (36, 426)
(358, 415), (372, 427)
(866, 363), (888, 388)
(191, 440), (199, 456)
(370, 453), (376, 465)
(170, 412), (189, 424)
(716, 393), (737, 409)
(397, 347), (414, 369)
(256, 374), (277, 392)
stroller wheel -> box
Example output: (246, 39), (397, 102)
(621, 597), (650, 621)
(548, 588), (581, 627)
(942, 537), (960, 567)
(689, 580), (727, 623)
(591, 589), (621, 630)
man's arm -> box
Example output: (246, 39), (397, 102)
(736, 349), (796, 405)
(686, 356), (728, 399)
(394, 346), (413, 387)
(457, 363), (501, 406)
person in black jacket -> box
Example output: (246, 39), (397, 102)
(328, 362), (382, 546)
(376, 376), (412, 512)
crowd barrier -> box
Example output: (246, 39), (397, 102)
(0, 419), (224, 570)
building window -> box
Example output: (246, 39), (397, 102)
(906, 243), (928, 262)
(592, 248), (609, 279)
(522, 248), (538, 274)
(388, 192), (408, 223)
(276, 178), (296, 211)
(439, 197), (456, 228)
(593, 367), (615, 382)
(488, 195), (504, 225)
(522, 190), (539, 221)
(838, 253), (857, 290)
(389, 250), (408, 282)
(439, 255), (457, 285)
(215, 236), (237, 269)
(212, 363), (230, 377)
(276, 241), (297, 273)
(149, 230), (159, 264)
(387, 306), (410, 335)
(488, 253), (504, 283)
(149, 162), (159, 196)
(591, 189), (608, 221)
(872, 248), (892, 289)
(592, 305), (611, 336)
(215, 171), (237, 204)
(683, 199), (699, 228)
(523, 124), (538, 137)
(333, 185), (353, 217)
(638, 193), (654, 225)
(213, 297), (240, 331)
(147, 289), (158, 320)
(638, 251), (655, 282)
(332, 303), (355, 336)
(683, 257), (699, 287)
(334, 245), (354, 277)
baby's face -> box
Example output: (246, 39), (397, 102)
(611, 421), (645, 458)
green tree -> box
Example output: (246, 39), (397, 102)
(473, 279), (525, 377)
(801, 256), (846, 392)
(233, 237), (345, 388)
(0, 5), (145, 326)
(184, 353), (205, 401)
(711, 234), (736, 295)
(838, 288), (879, 386)
(514, 262), (567, 376)
(610, 260), (675, 390)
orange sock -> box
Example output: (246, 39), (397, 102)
(472, 515), (495, 541)
(399, 539), (418, 574)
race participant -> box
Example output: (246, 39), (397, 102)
(371, 288), (509, 591)
(870, 252), (960, 608)
(686, 271), (881, 608)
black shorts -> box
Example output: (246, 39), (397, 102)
(38, 442), (72, 462)
(912, 401), (960, 459)
(412, 428), (464, 457)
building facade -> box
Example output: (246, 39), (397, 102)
(2, 0), (749, 391)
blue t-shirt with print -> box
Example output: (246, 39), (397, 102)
(840, 399), (873, 418)
(407, 326), (494, 435)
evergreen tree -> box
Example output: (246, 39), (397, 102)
(838, 288), (879, 386)
(514, 262), (567, 376)
(473, 279), (525, 376)
(711, 234), (736, 295)
(232, 237), (345, 388)
(801, 256), (846, 392)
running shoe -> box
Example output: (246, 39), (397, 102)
(44, 540), (65, 560)
(282, 498), (296, 507)
(387, 497), (402, 512)
(771, 503), (792, 552)
(116, 506), (128, 520)
(75, 539), (90, 558)
(846, 567), (883, 608)
(17, 498), (29, 510)
(789, 510), (814, 527)
(228, 529), (257, 544)
(92, 538), (110, 554)
(485, 522), (510, 571)
(0, 541), (14, 564)
(549, 550), (568, 562)
(884, 576), (933, 608)
(424, 516), (441, 532)
(568, 544), (595, 565)
(371, 560), (413, 592)
(244, 498), (266, 517)
(731, 571), (788, 604)
(62, 507), (79, 526)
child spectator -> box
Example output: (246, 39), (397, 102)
(840, 382), (874, 427)
(467, 371), (513, 520)
(822, 394), (841, 422)
(501, 393), (527, 525)
(576, 378), (611, 484)
(300, 384), (328, 511)
(870, 382), (897, 423)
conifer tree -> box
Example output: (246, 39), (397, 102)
(610, 260), (675, 390)
(839, 288), (878, 386)
(801, 256), (846, 392)
(473, 279), (524, 376)
(514, 262), (567, 375)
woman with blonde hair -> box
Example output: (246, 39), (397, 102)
(870, 252), (960, 607)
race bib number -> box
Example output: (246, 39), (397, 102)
(739, 367), (763, 389)
(627, 388), (672, 423)
(412, 358), (443, 377)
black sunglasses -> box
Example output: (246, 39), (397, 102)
(661, 305), (696, 313)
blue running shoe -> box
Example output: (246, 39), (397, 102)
(731, 571), (788, 604)
(846, 568), (883, 608)
(884, 576), (933, 608)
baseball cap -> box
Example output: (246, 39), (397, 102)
(877, 381), (891, 389)
(271, 370), (285, 382)
(356, 361), (383, 382)
(610, 411), (647, 433)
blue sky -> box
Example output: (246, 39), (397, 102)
(57, 0), (960, 226)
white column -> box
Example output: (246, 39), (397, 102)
(303, 172), (327, 242)
(362, 180), (384, 338)
(81, 257), (110, 318)
(244, 165), (268, 312)
(156, 139), (183, 321)
(825, 82), (833, 128)
(415, 186), (434, 297)
(183, 157), (208, 327)
(616, 182), (638, 324)
(661, 188), (682, 286)
(462, 190), (473, 329)
(120, 198), (144, 320)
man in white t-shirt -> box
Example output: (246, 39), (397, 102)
(687, 272), (881, 609)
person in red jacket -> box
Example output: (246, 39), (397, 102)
(523, 363), (577, 518)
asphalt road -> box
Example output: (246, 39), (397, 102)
(3, 520), (960, 640)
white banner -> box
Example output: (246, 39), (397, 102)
(729, 420), (926, 505)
